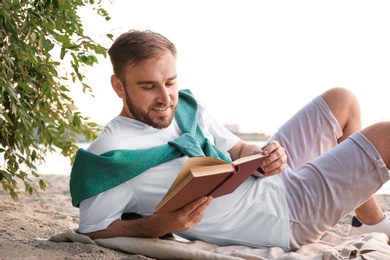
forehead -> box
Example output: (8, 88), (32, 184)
(124, 51), (177, 81)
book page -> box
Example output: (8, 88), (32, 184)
(233, 153), (268, 165)
(190, 164), (234, 177)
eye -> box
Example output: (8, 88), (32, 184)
(140, 84), (155, 90)
(165, 80), (176, 86)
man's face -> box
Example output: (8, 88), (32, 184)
(116, 51), (179, 129)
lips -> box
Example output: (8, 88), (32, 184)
(151, 104), (173, 111)
(153, 107), (169, 111)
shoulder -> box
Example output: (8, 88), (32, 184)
(86, 116), (146, 154)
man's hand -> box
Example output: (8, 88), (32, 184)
(85, 196), (212, 240)
(256, 141), (287, 176)
(152, 196), (212, 233)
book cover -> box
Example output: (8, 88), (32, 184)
(155, 153), (269, 214)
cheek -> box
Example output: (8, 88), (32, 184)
(170, 90), (179, 104)
(137, 95), (156, 108)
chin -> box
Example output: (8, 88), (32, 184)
(144, 114), (173, 129)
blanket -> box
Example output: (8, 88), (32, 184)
(48, 229), (390, 259)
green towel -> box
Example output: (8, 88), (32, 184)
(70, 89), (232, 207)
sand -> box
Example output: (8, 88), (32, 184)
(1, 174), (389, 260)
(0, 175), (150, 260)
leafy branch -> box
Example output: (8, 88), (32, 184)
(0, 0), (113, 199)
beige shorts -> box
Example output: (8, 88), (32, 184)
(268, 96), (389, 250)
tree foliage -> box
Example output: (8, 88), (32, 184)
(0, 0), (112, 199)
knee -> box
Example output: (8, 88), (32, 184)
(361, 122), (390, 168)
(322, 87), (359, 110)
(321, 87), (361, 128)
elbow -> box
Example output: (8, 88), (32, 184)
(82, 229), (110, 240)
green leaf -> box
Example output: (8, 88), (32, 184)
(39, 179), (46, 190)
(42, 81), (50, 94)
(80, 55), (88, 63)
(66, 110), (73, 123)
(66, 103), (78, 111)
(4, 114), (14, 126)
(71, 53), (79, 67)
(60, 47), (66, 60)
(18, 82), (31, 91)
(55, 34), (70, 44)
(31, 150), (37, 161)
(73, 114), (81, 127)
(0, 170), (12, 182)
(43, 21), (56, 31)
(42, 38), (54, 51)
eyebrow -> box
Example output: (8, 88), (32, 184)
(136, 75), (177, 85)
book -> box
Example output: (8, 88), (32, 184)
(154, 153), (269, 214)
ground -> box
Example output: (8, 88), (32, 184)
(1, 175), (389, 259)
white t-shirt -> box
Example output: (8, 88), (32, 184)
(79, 100), (290, 251)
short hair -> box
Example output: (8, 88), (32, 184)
(108, 30), (177, 82)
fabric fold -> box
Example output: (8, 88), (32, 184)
(48, 229), (390, 260)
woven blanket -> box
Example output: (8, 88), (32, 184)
(48, 229), (390, 259)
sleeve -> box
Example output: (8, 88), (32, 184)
(78, 181), (136, 233)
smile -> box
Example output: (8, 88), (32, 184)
(152, 104), (173, 111)
(153, 107), (169, 111)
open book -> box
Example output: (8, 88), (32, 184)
(155, 153), (269, 214)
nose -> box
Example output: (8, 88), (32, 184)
(156, 86), (171, 104)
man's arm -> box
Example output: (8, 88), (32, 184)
(228, 139), (287, 176)
(84, 196), (212, 239)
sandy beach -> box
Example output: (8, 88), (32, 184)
(0, 175), (150, 259)
(1, 174), (389, 259)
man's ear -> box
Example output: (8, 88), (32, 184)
(111, 75), (125, 98)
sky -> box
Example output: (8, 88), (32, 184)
(73, 0), (390, 135)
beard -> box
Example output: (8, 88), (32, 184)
(124, 89), (175, 129)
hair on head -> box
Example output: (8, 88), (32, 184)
(108, 30), (177, 82)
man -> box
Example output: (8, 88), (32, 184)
(70, 30), (390, 251)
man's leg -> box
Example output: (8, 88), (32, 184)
(286, 130), (389, 249)
(353, 122), (390, 225)
(321, 88), (388, 228)
(320, 87), (362, 143)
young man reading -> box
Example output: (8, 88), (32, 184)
(70, 30), (390, 251)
